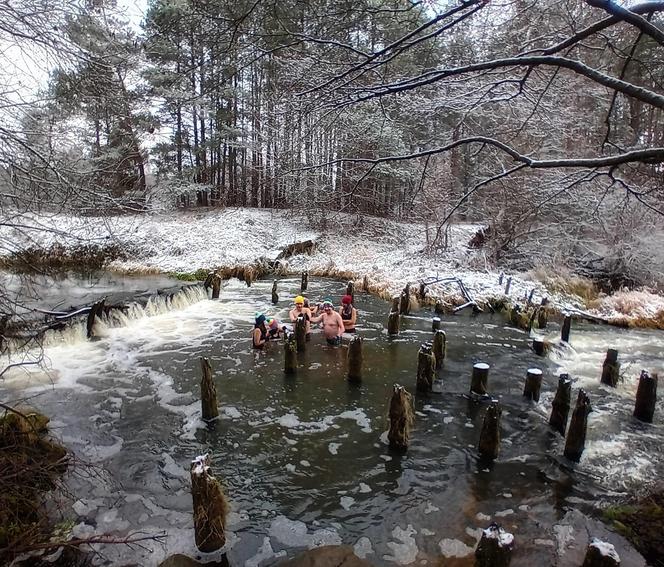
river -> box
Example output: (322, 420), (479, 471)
(0, 274), (662, 566)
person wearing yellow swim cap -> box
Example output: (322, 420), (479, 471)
(289, 295), (312, 336)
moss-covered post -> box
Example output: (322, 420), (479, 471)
(537, 298), (549, 329)
(190, 454), (229, 552)
(549, 374), (572, 436)
(432, 330), (446, 370)
(416, 343), (435, 393)
(581, 539), (620, 567)
(200, 358), (219, 421)
(561, 315), (572, 343)
(470, 362), (490, 396)
(388, 384), (414, 451)
(300, 271), (308, 292)
(564, 389), (591, 462)
(478, 403), (501, 461)
(295, 314), (307, 353)
(271, 280), (279, 304)
(474, 523), (514, 567)
(600, 349), (620, 387)
(346, 281), (354, 301)
(634, 370), (657, 423)
(522, 368), (543, 402)
(347, 335), (363, 383)
(284, 331), (297, 375)
(399, 283), (411, 315)
(432, 317), (441, 331)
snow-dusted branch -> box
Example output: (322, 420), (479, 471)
(585, 0), (664, 46)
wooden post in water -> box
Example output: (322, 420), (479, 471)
(200, 358), (219, 421)
(532, 338), (547, 356)
(362, 274), (369, 292)
(271, 280), (279, 304)
(549, 374), (572, 436)
(300, 271), (308, 292)
(527, 289), (535, 305)
(432, 330), (446, 370)
(86, 298), (106, 339)
(498, 273), (504, 285)
(399, 283), (411, 315)
(211, 275), (221, 299)
(537, 298), (549, 329)
(388, 384), (414, 451)
(634, 370), (658, 423)
(295, 315), (307, 352)
(600, 349), (620, 387)
(391, 295), (400, 313)
(347, 335), (363, 383)
(284, 332), (297, 375)
(504, 277), (512, 295)
(432, 317), (441, 331)
(190, 454), (228, 552)
(523, 368), (543, 402)
(388, 296), (400, 335)
(416, 343), (435, 393)
(581, 539), (620, 567)
(561, 315), (572, 343)
(478, 403), (501, 460)
(418, 282), (427, 301)
(564, 389), (591, 462)
(475, 523), (514, 567)
(346, 281), (354, 301)
(470, 363), (490, 396)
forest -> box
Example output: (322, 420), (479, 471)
(1, 0), (663, 289)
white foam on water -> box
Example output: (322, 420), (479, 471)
(475, 512), (491, 521)
(359, 482), (371, 493)
(223, 406), (242, 419)
(354, 537), (374, 559)
(274, 408), (372, 435)
(424, 503), (439, 514)
(494, 509), (513, 517)
(300, 460), (310, 467)
(421, 528), (436, 536)
(422, 405), (441, 414)
(383, 525), (419, 565)
(340, 496), (355, 510)
(285, 463), (296, 473)
(245, 537), (286, 567)
(328, 443), (341, 455)
(268, 516), (342, 549)
(438, 538), (474, 558)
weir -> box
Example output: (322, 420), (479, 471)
(0, 274), (661, 567)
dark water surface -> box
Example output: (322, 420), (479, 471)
(1, 276), (662, 566)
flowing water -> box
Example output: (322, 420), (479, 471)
(1, 275), (662, 566)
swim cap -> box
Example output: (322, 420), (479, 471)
(294, 295), (305, 305)
(255, 313), (266, 325)
(342, 295), (352, 305)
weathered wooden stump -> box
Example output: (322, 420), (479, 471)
(399, 283), (411, 315)
(498, 272), (504, 285)
(470, 362), (490, 396)
(537, 298), (549, 329)
(600, 349), (620, 387)
(581, 538), (620, 567)
(416, 343), (435, 393)
(86, 298), (106, 339)
(271, 280), (279, 304)
(200, 358), (219, 421)
(561, 315), (572, 343)
(527, 289), (535, 305)
(418, 282), (427, 300)
(211, 275), (221, 299)
(432, 330), (446, 370)
(295, 314), (307, 352)
(391, 295), (400, 313)
(549, 373), (572, 436)
(347, 335), (363, 383)
(284, 331), (297, 375)
(634, 370), (657, 423)
(387, 311), (400, 335)
(388, 384), (414, 451)
(190, 454), (229, 552)
(432, 317), (441, 331)
(301, 271), (308, 292)
(474, 523), (514, 567)
(504, 277), (512, 295)
(478, 403), (501, 460)
(532, 338), (547, 356)
(362, 274), (369, 292)
(523, 368), (543, 402)
(346, 281), (354, 300)
(564, 389), (591, 462)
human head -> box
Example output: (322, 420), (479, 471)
(294, 295), (305, 307)
(255, 313), (266, 327)
(322, 298), (333, 311)
(341, 295), (352, 305)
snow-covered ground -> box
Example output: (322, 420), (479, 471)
(2, 207), (663, 326)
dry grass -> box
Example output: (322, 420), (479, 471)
(530, 265), (600, 307)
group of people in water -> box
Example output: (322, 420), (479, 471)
(252, 293), (357, 349)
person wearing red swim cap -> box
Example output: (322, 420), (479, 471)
(339, 295), (357, 333)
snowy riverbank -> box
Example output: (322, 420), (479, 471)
(3, 208), (664, 327)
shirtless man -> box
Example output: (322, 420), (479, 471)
(311, 298), (345, 345)
(289, 295), (312, 335)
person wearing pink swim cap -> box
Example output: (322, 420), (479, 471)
(339, 295), (357, 333)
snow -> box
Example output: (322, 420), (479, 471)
(1, 207), (662, 326)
